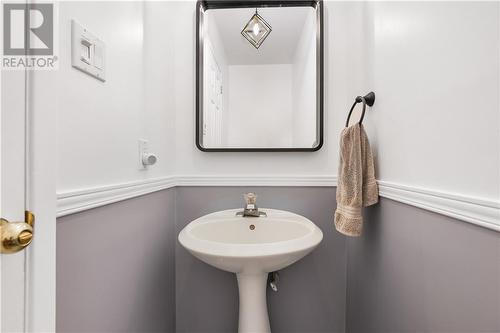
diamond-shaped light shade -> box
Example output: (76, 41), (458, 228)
(241, 13), (272, 49)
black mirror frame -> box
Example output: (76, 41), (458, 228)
(196, 0), (324, 152)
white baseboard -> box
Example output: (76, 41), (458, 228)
(56, 175), (499, 232)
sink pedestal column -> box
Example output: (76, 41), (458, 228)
(236, 273), (271, 333)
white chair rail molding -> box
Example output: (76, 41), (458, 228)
(57, 175), (500, 232)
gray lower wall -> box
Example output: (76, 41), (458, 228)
(175, 187), (346, 333)
(57, 189), (176, 333)
(57, 186), (500, 333)
(346, 198), (500, 333)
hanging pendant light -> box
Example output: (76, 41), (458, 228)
(241, 8), (272, 49)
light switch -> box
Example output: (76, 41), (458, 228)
(93, 44), (104, 69)
(71, 20), (106, 82)
(80, 38), (92, 64)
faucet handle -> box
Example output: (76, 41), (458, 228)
(244, 193), (257, 205)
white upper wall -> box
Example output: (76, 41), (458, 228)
(56, 1), (499, 204)
(362, 1), (500, 201)
(171, 0), (499, 200)
(57, 1), (357, 194)
(57, 2), (145, 192)
(143, 2), (178, 176)
(57, 1), (176, 193)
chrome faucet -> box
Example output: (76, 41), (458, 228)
(237, 193), (267, 217)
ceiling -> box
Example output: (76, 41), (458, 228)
(206, 6), (314, 65)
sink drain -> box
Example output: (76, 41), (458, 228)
(249, 224), (255, 230)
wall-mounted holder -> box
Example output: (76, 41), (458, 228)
(356, 91), (375, 106)
(345, 91), (376, 127)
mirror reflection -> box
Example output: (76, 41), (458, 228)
(198, 3), (322, 150)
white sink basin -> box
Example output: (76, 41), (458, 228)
(178, 208), (323, 333)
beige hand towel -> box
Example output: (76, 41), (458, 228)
(335, 123), (378, 236)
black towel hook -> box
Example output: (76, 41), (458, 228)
(345, 91), (375, 127)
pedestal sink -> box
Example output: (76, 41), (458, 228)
(178, 209), (323, 333)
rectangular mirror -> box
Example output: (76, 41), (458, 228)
(196, 0), (323, 151)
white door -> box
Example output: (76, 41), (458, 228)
(1, 52), (56, 333)
(1, 64), (30, 332)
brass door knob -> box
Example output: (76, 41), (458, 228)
(1, 217), (34, 254)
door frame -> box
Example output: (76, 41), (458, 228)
(24, 65), (57, 332)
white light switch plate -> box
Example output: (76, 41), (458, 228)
(71, 20), (106, 82)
